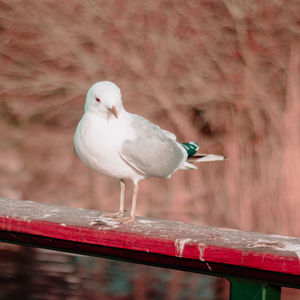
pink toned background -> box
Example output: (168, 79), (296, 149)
(1, 0), (299, 236)
(0, 1), (300, 298)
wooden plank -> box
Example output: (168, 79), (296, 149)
(0, 198), (299, 287)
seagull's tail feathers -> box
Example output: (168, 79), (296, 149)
(182, 161), (197, 170)
(179, 141), (225, 170)
(181, 154), (225, 171)
(187, 154), (226, 163)
(180, 142), (225, 162)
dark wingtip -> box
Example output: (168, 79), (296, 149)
(181, 142), (199, 158)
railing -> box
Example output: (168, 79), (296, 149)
(0, 198), (299, 299)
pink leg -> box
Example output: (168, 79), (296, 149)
(102, 179), (126, 218)
(119, 182), (139, 224)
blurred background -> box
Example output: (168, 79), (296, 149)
(0, 0), (299, 299)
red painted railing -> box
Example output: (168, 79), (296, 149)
(0, 198), (299, 299)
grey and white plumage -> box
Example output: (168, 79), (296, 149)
(74, 81), (225, 223)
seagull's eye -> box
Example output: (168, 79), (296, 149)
(95, 97), (101, 102)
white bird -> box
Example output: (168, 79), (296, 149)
(74, 81), (225, 223)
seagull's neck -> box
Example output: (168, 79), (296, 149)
(117, 104), (125, 116)
(86, 107), (127, 122)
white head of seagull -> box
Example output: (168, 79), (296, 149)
(74, 80), (225, 224)
(85, 81), (123, 119)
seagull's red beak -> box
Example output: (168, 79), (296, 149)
(109, 106), (118, 119)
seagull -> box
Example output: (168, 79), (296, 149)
(74, 81), (225, 223)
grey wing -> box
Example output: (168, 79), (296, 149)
(161, 129), (177, 140)
(120, 114), (185, 178)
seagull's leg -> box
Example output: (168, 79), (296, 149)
(119, 182), (138, 224)
(118, 179), (126, 216)
(130, 183), (138, 220)
(102, 179), (126, 218)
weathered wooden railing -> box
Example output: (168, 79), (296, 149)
(0, 198), (299, 299)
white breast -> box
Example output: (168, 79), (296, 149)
(74, 111), (145, 182)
